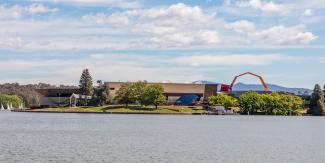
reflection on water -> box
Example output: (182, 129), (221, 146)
(0, 112), (324, 163)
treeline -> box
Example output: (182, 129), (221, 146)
(0, 83), (77, 107)
(209, 92), (304, 115)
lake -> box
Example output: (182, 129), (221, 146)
(1, 112), (325, 163)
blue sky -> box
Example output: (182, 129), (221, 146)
(0, 0), (324, 88)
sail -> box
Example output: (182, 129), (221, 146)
(6, 103), (11, 111)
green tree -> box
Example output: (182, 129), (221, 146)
(130, 81), (147, 105)
(114, 83), (134, 108)
(277, 94), (304, 115)
(79, 69), (93, 106)
(309, 84), (325, 115)
(260, 93), (282, 114)
(0, 83), (40, 107)
(238, 91), (262, 114)
(237, 91), (303, 116)
(141, 85), (166, 109)
(0, 94), (23, 108)
(91, 81), (109, 106)
(208, 94), (238, 110)
(79, 69), (94, 96)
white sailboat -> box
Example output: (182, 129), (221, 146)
(0, 104), (5, 111)
(6, 103), (11, 111)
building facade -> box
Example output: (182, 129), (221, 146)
(36, 88), (80, 107)
(36, 82), (221, 107)
(105, 82), (219, 104)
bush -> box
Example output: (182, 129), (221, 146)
(239, 92), (304, 115)
(238, 91), (262, 114)
(208, 94), (238, 110)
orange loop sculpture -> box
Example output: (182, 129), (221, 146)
(230, 72), (268, 92)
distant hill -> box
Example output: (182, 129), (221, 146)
(232, 83), (312, 95)
(192, 81), (312, 95)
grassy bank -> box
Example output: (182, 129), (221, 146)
(25, 105), (207, 114)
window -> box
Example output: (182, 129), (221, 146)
(110, 88), (115, 90)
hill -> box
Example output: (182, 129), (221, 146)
(192, 81), (312, 95)
(233, 82), (312, 95)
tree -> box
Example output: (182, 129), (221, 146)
(79, 69), (93, 106)
(114, 83), (134, 108)
(0, 94), (23, 108)
(141, 85), (166, 109)
(91, 81), (109, 106)
(238, 91), (262, 114)
(260, 93), (283, 114)
(130, 81), (147, 105)
(0, 83), (41, 107)
(79, 69), (93, 96)
(277, 94), (304, 115)
(309, 84), (325, 115)
(236, 91), (303, 116)
(208, 94), (238, 110)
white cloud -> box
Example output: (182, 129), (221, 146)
(171, 54), (288, 66)
(225, 20), (255, 33)
(225, 20), (317, 45)
(0, 4), (57, 19)
(0, 53), (291, 85)
(26, 3), (58, 14)
(253, 25), (317, 45)
(0, 5), (24, 19)
(0, 54), (202, 84)
(82, 13), (129, 26)
(0, 37), (23, 48)
(31, 0), (141, 9)
(0, 2), (319, 51)
(127, 3), (216, 25)
(81, 3), (220, 47)
(150, 31), (220, 47)
(237, 0), (284, 13)
(127, 3), (219, 47)
(303, 9), (313, 16)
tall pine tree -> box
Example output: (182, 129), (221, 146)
(309, 84), (325, 116)
(79, 69), (93, 96)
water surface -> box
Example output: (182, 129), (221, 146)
(0, 112), (324, 163)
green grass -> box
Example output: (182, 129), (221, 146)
(29, 105), (207, 114)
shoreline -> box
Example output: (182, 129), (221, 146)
(12, 110), (307, 116)
(13, 110), (207, 115)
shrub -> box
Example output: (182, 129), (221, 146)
(239, 92), (304, 115)
(238, 91), (262, 114)
(208, 94), (238, 110)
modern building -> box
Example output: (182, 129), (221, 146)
(36, 82), (225, 107)
(36, 88), (80, 108)
(105, 82), (220, 104)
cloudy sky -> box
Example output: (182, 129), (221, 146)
(0, 0), (324, 88)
